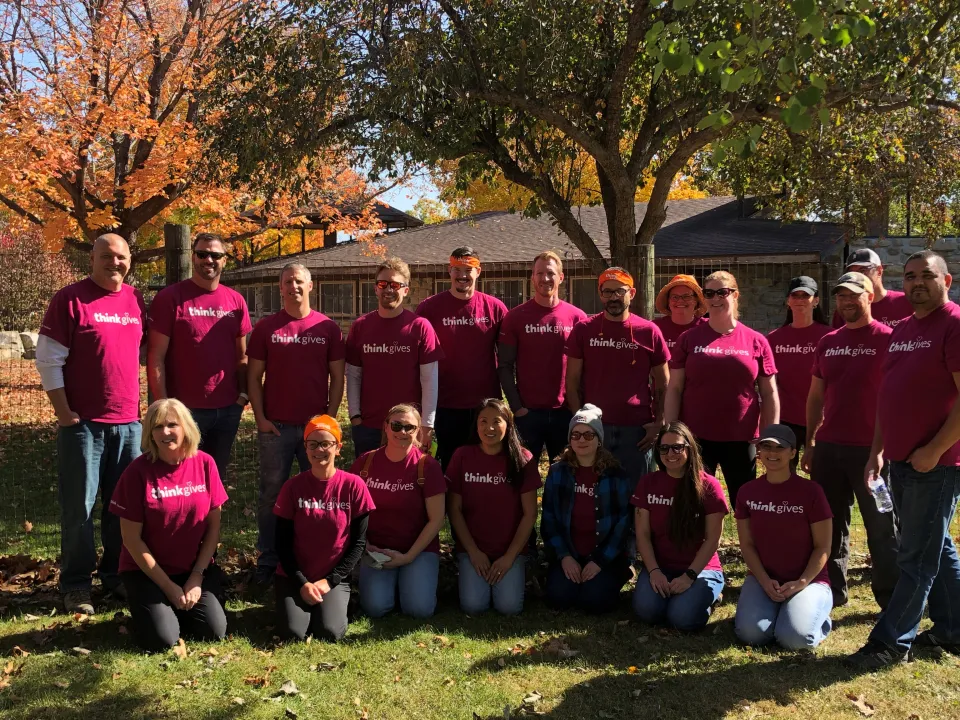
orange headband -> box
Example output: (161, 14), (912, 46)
(450, 255), (481, 269)
(303, 414), (342, 444)
(598, 267), (634, 289)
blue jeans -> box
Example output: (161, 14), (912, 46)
(351, 424), (383, 458)
(257, 424), (309, 570)
(868, 462), (960, 654)
(515, 407), (572, 463)
(603, 424), (654, 488)
(358, 552), (440, 618)
(58, 420), (141, 593)
(189, 403), (243, 482)
(458, 553), (526, 615)
(735, 575), (834, 650)
(633, 569), (724, 631)
(544, 556), (631, 614)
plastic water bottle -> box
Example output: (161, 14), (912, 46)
(867, 471), (894, 513)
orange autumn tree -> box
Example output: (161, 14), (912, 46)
(0, 0), (379, 261)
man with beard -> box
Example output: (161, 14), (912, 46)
(346, 257), (444, 456)
(831, 249), (913, 329)
(849, 251), (960, 668)
(37, 234), (147, 614)
(498, 251), (587, 462)
(148, 233), (252, 483)
(416, 247), (507, 470)
(565, 267), (669, 482)
(803, 272), (899, 610)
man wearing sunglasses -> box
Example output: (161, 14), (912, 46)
(148, 233), (252, 483)
(830, 248), (912, 329)
(565, 267), (670, 483)
(416, 247), (507, 470)
(345, 257), (444, 456)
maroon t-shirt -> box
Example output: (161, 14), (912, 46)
(767, 323), (832, 426)
(39, 278), (146, 423)
(810, 322), (892, 447)
(630, 470), (728, 573)
(566, 313), (669, 426)
(273, 469), (375, 582)
(247, 309), (346, 424)
(415, 291), (507, 409)
(832, 289), (913, 329)
(345, 310), (444, 428)
(149, 281), (252, 409)
(349, 447), (446, 553)
(669, 322), (777, 442)
(498, 299), (586, 410)
(654, 315), (708, 351)
(571, 466), (598, 558)
(735, 474), (831, 585)
(879, 302), (960, 465)
(447, 445), (542, 557)
(110, 451), (228, 575)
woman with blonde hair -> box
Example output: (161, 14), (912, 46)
(349, 403), (446, 618)
(109, 398), (228, 651)
(664, 270), (779, 509)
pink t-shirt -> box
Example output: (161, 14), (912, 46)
(735, 474), (831, 585)
(832, 289), (913, 329)
(571, 466), (598, 558)
(247, 309), (346, 424)
(415, 291), (507, 409)
(566, 314), (669, 426)
(349, 447), (446, 553)
(110, 451), (228, 575)
(879, 302), (960, 465)
(273, 469), (375, 582)
(669, 323), (778, 442)
(447, 445), (542, 557)
(39, 278), (146, 423)
(498, 299), (586, 410)
(767, 323), (832, 426)
(630, 470), (728, 573)
(810, 322), (892, 447)
(345, 310), (444, 428)
(654, 315), (708, 351)
(149, 281), (252, 409)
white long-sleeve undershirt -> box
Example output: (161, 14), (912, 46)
(35, 335), (69, 391)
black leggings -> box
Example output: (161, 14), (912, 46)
(275, 574), (351, 641)
(121, 567), (227, 652)
(697, 439), (757, 510)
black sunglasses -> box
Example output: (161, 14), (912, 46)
(658, 443), (688, 455)
(389, 421), (418, 433)
(703, 287), (735, 299)
(195, 250), (226, 261)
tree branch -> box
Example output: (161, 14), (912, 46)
(604, 1), (651, 146)
(0, 191), (44, 225)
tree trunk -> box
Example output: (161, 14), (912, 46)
(604, 190), (656, 320)
(164, 224), (192, 286)
(864, 191), (890, 238)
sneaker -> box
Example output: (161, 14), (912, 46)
(845, 640), (908, 670)
(63, 590), (95, 616)
(915, 630), (960, 656)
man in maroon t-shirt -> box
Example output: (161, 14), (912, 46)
(416, 246), (507, 470)
(566, 267), (669, 482)
(147, 233), (253, 482)
(831, 248), (913, 329)
(36, 234), (146, 614)
(803, 272), (899, 609)
(247, 262), (346, 582)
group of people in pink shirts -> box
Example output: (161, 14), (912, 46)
(37, 233), (960, 669)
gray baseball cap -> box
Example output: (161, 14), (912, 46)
(846, 248), (882, 269)
(755, 424), (797, 449)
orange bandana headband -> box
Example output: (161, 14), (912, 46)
(598, 267), (634, 289)
(450, 255), (481, 269)
(303, 414), (342, 444)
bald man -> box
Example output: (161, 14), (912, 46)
(36, 234), (147, 615)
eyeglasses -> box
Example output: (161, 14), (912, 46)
(376, 280), (408, 291)
(669, 293), (695, 303)
(306, 440), (338, 451)
(703, 288), (735, 299)
(195, 250), (226, 261)
(600, 287), (629, 299)
(570, 431), (597, 442)
(658, 443), (688, 455)
(389, 421), (418, 433)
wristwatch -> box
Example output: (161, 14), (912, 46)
(684, 569), (698, 581)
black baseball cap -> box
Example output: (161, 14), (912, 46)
(755, 424), (797, 449)
(788, 276), (818, 296)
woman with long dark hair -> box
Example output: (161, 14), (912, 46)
(447, 399), (542, 614)
(632, 422), (728, 630)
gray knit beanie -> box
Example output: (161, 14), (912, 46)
(569, 403), (604, 444)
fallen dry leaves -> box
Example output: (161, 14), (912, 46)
(172, 639), (188, 660)
(244, 665), (278, 688)
(847, 693), (876, 717)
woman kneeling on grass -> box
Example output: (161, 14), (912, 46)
(273, 415), (374, 641)
(631, 422), (728, 631)
(350, 404), (446, 618)
(447, 399), (542, 615)
(734, 424), (834, 650)
(109, 398), (228, 652)
(541, 404), (633, 613)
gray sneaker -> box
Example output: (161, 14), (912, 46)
(63, 590), (95, 615)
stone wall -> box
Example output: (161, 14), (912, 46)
(847, 236), (960, 301)
(0, 332), (39, 360)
